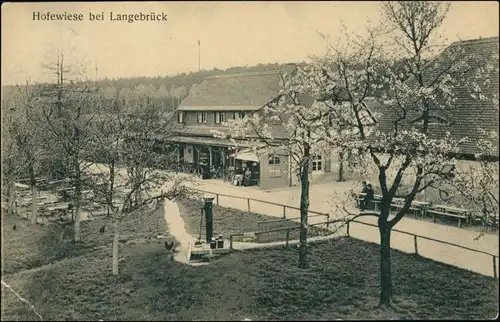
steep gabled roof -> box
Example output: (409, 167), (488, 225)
(440, 37), (499, 156)
(178, 65), (297, 111)
(377, 36), (499, 156)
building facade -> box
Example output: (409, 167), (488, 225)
(168, 68), (337, 189)
(166, 37), (498, 190)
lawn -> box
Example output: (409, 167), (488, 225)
(2, 201), (166, 276)
(2, 199), (498, 320)
(177, 198), (332, 244)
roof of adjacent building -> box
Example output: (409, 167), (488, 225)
(442, 36), (499, 156)
(375, 36), (499, 157)
(177, 65), (298, 111)
(174, 37), (498, 157)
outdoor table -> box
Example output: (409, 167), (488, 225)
(355, 192), (366, 208)
(431, 204), (470, 227)
(411, 200), (430, 218)
(434, 204), (468, 213)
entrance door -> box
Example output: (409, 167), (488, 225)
(178, 146), (184, 162)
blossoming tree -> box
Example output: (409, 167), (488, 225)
(302, 1), (498, 307)
(222, 67), (342, 269)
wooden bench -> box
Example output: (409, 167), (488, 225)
(470, 213), (500, 231)
(487, 214), (499, 231)
(356, 193), (383, 211)
(427, 209), (468, 228)
(390, 198), (430, 217)
(390, 203), (420, 216)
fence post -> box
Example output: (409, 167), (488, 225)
(247, 198), (251, 213)
(326, 214), (330, 229)
(493, 255), (497, 279)
(286, 229), (290, 247)
(230, 235), (233, 250)
(283, 206), (286, 218)
(347, 221), (350, 236)
(216, 194), (219, 206)
(414, 235), (418, 255)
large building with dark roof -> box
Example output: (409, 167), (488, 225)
(168, 66), (332, 189)
(167, 36), (498, 190)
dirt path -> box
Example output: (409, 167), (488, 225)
(163, 199), (195, 264)
(188, 181), (499, 277)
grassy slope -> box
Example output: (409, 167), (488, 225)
(2, 201), (498, 321)
(178, 198), (331, 243)
(2, 202), (166, 276)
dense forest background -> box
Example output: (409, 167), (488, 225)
(2, 62), (303, 111)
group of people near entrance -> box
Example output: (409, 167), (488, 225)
(233, 166), (253, 186)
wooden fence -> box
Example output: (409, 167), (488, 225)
(196, 188), (330, 221)
(194, 188), (499, 279)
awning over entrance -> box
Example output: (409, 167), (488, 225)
(231, 150), (259, 163)
(164, 135), (253, 148)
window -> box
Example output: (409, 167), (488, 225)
(197, 112), (208, 123)
(268, 155), (281, 177)
(177, 111), (184, 123)
(268, 155), (281, 165)
(215, 111), (225, 124)
(269, 167), (281, 177)
(234, 111), (246, 119)
(312, 155), (322, 171)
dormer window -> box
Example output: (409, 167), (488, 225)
(177, 111), (184, 123)
(234, 111), (246, 119)
(197, 112), (208, 123)
(215, 111), (225, 124)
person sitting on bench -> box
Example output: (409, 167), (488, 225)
(361, 181), (368, 194)
(362, 183), (374, 211)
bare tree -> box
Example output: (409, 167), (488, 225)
(88, 93), (191, 275)
(1, 96), (23, 216)
(2, 81), (47, 224)
(39, 47), (99, 242)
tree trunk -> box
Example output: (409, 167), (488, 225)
(30, 184), (38, 225)
(298, 150), (311, 269)
(337, 151), (345, 182)
(74, 205), (81, 242)
(112, 218), (120, 275)
(8, 181), (16, 215)
(133, 166), (142, 207)
(379, 220), (393, 306)
(73, 171), (82, 242)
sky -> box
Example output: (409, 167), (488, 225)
(2, 1), (499, 85)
